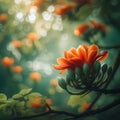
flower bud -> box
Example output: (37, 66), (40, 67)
(66, 68), (75, 84)
(75, 67), (83, 76)
(107, 67), (112, 75)
(58, 77), (67, 89)
(83, 63), (90, 75)
(102, 64), (107, 73)
(75, 67), (82, 80)
(93, 62), (101, 73)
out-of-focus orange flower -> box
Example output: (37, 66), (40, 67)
(81, 103), (90, 110)
(50, 79), (58, 87)
(55, 4), (76, 15)
(90, 20), (108, 32)
(0, 13), (8, 22)
(53, 44), (109, 73)
(2, 57), (14, 67)
(12, 66), (23, 74)
(74, 24), (90, 36)
(56, 0), (66, 5)
(46, 99), (52, 106)
(31, 0), (45, 7)
(27, 32), (39, 42)
(30, 96), (44, 108)
(12, 40), (22, 48)
(29, 72), (41, 81)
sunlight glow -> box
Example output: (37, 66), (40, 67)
(39, 29), (47, 36)
(16, 12), (24, 21)
(27, 14), (36, 23)
(27, 61), (53, 75)
(47, 5), (55, 13)
(14, 0), (22, 4)
(42, 11), (54, 21)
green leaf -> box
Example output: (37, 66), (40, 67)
(0, 104), (13, 119)
(19, 88), (32, 96)
(15, 101), (25, 108)
(66, 68), (75, 84)
(26, 92), (41, 100)
(67, 95), (91, 108)
(12, 94), (23, 100)
(58, 78), (67, 89)
(0, 94), (7, 102)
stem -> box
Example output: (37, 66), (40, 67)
(87, 49), (120, 110)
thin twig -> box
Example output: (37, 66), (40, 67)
(46, 103), (52, 111)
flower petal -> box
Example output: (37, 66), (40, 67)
(69, 47), (78, 55)
(64, 51), (76, 59)
(64, 50), (68, 58)
(88, 50), (97, 64)
(69, 57), (83, 67)
(88, 44), (98, 52)
(53, 64), (69, 70)
(57, 58), (71, 66)
(77, 45), (87, 61)
(96, 51), (109, 61)
(60, 69), (67, 74)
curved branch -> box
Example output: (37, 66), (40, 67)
(89, 87), (120, 94)
(73, 98), (120, 119)
(98, 44), (120, 49)
(14, 98), (120, 120)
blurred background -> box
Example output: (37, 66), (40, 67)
(0, 0), (120, 120)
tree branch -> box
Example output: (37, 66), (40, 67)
(89, 87), (120, 94)
(14, 98), (120, 120)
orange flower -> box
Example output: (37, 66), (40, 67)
(12, 66), (23, 74)
(46, 99), (52, 106)
(56, 0), (66, 5)
(74, 24), (90, 36)
(0, 13), (8, 22)
(27, 32), (38, 42)
(53, 44), (108, 73)
(29, 72), (41, 81)
(31, 0), (45, 7)
(2, 57), (14, 67)
(12, 40), (22, 48)
(90, 20), (108, 32)
(81, 103), (90, 110)
(50, 79), (58, 87)
(30, 96), (44, 108)
(55, 4), (76, 15)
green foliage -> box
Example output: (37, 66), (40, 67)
(0, 93), (7, 102)
(0, 88), (50, 119)
(67, 95), (91, 108)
